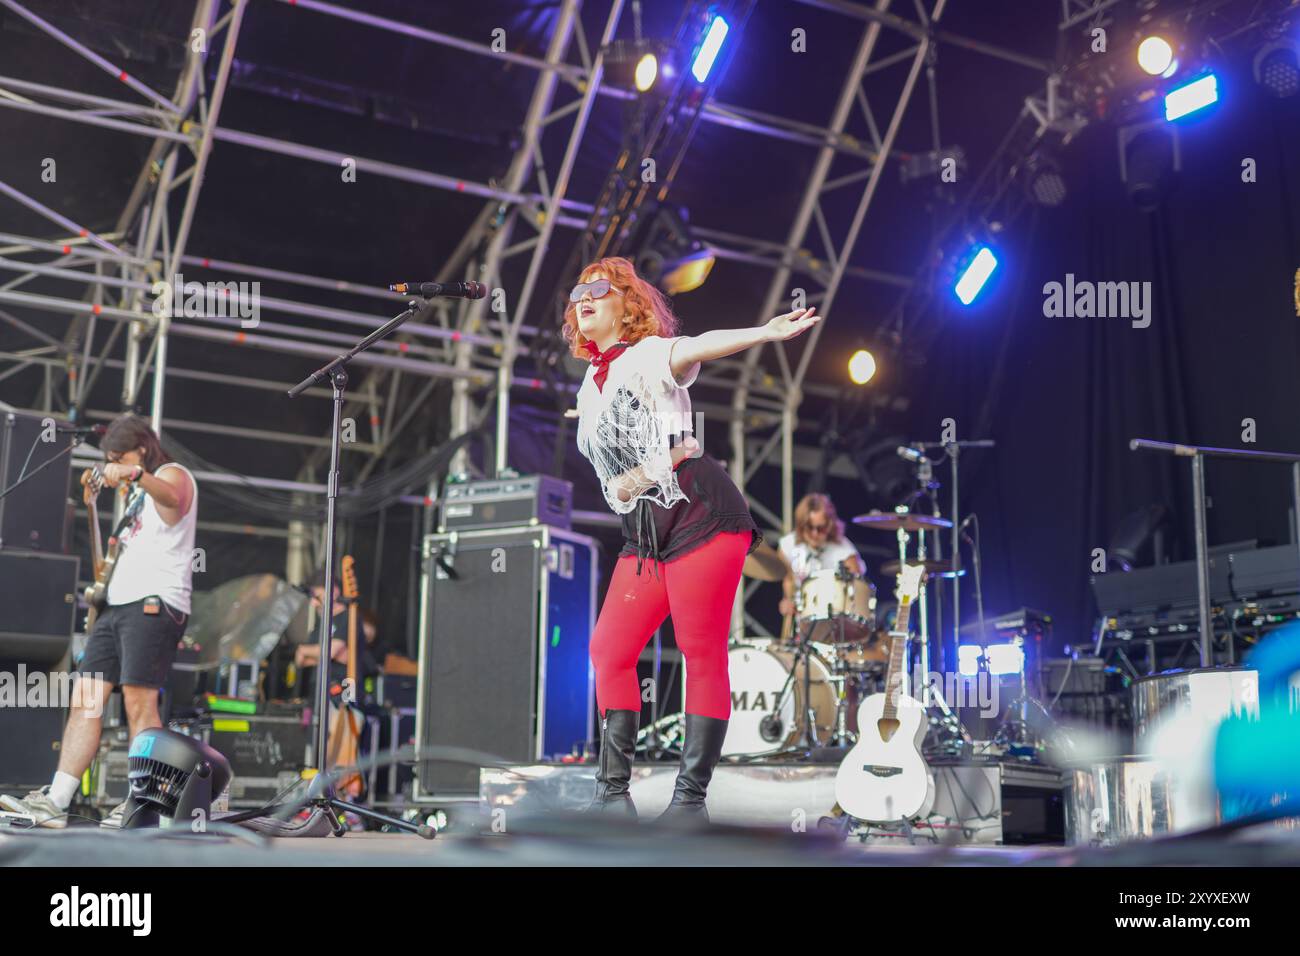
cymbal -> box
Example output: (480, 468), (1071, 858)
(852, 510), (953, 532)
(742, 540), (789, 582)
(880, 558), (967, 579)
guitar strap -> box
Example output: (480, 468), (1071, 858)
(110, 484), (148, 539)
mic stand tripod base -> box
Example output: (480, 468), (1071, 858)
(221, 771), (436, 839)
(920, 681), (971, 757)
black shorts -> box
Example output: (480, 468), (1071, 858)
(79, 597), (189, 688)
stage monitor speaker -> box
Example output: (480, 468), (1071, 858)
(414, 525), (596, 800)
(0, 550), (79, 666)
(0, 411), (74, 553)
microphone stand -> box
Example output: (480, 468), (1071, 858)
(0, 431), (85, 502)
(915, 439), (994, 680)
(245, 299), (436, 838)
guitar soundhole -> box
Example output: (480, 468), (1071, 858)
(876, 717), (900, 743)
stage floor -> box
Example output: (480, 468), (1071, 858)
(4, 819), (1296, 867)
(3, 761), (1294, 867)
(0, 819), (1070, 867)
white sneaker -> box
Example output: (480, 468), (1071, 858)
(99, 799), (130, 829)
(0, 786), (69, 829)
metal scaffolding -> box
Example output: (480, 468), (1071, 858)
(0, 0), (1067, 633)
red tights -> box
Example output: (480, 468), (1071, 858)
(589, 531), (750, 721)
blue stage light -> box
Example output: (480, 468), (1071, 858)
(691, 15), (729, 83)
(954, 246), (998, 305)
(1164, 73), (1218, 120)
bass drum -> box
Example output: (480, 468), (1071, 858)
(722, 644), (837, 757)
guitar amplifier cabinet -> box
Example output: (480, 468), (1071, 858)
(917, 762), (1065, 845)
(438, 474), (572, 532)
(414, 525), (597, 801)
(0, 550), (79, 666)
(0, 410), (73, 553)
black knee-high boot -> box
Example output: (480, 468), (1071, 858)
(657, 714), (728, 824)
(587, 709), (639, 815)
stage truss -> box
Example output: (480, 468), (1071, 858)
(0, 0), (1081, 635)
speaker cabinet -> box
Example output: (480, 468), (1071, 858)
(0, 411), (73, 553)
(414, 525), (597, 800)
(0, 699), (66, 790)
(0, 550), (79, 665)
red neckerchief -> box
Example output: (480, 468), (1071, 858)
(582, 339), (630, 392)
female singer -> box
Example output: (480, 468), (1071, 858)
(566, 256), (819, 822)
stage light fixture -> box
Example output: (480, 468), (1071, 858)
(632, 206), (715, 295)
(848, 349), (877, 385)
(691, 14), (729, 82)
(635, 53), (659, 92)
(660, 250), (715, 295)
(1022, 151), (1067, 207)
(1164, 73), (1218, 120)
(1119, 121), (1180, 211)
(604, 40), (668, 95)
(1137, 36), (1175, 76)
(1254, 39), (1300, 98)
(954, 246), (998, 306)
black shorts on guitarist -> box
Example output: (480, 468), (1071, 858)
(79, 597), (188, 688)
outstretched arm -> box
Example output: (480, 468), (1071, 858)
(669, 307), (820, 381)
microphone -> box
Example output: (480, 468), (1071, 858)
(57, 423), (107, 436)
(388, 280), (487, 300)
(897, 445), (926, 463)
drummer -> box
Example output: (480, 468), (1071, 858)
(777, 493), (866, 619)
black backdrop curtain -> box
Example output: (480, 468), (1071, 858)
(915, 75), (1300, 650)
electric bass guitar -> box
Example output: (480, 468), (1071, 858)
(833, 563), (935, 823)
(80, 466), (119, 632)
(325, 555), (365, 799)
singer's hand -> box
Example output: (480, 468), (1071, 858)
(764, 307), (819, 342)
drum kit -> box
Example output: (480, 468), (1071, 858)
(720, 509), (968, 760)
(638, 443), (993, 763)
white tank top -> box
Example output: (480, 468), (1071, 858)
(106, 462), (198, 613)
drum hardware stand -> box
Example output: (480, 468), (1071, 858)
(887, 511), (968, 753)
(761, 614), (832, 757)
(827, 662), (857, 747)
(637, 712), (684, 756)
(640, 627), (680, 759)
(895, 458), (972, 756)
(991, 636), (1048, 760)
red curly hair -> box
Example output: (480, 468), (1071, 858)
(561, 256), (680, 359)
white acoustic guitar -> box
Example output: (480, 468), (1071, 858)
(834, 563), (935, 823)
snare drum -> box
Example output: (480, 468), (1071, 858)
(796, 569), (877, 644)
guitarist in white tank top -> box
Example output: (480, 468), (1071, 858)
(0, 415), (197, 829)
